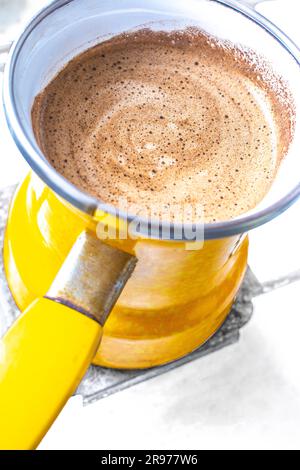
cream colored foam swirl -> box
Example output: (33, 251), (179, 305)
(32, 29), (294, 222)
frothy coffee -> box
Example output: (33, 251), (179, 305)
(32, 29), (294, 222)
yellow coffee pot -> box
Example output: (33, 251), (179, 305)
(1, 0), (300, 450)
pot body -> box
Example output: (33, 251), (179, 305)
(4, 172), (248, 369)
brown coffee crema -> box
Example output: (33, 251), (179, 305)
(32, 28), (295, 223)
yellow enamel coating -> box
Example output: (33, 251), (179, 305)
(0, 298), (102, 450)
(4, 173), (248, 369)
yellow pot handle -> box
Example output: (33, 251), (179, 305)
(0, 231), (136, 450)
(0, 297), (102, 450)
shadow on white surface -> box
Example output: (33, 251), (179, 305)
(40, 306), (300, 449)
(162, 327), (299, 429)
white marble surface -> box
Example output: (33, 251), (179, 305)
(1, 0), (300, 450)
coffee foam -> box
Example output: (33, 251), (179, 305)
(32, 29), (294, 223)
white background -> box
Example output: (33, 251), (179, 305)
(1, 0), (300, 450)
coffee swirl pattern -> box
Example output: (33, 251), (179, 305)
(32, 29), (294, 222)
